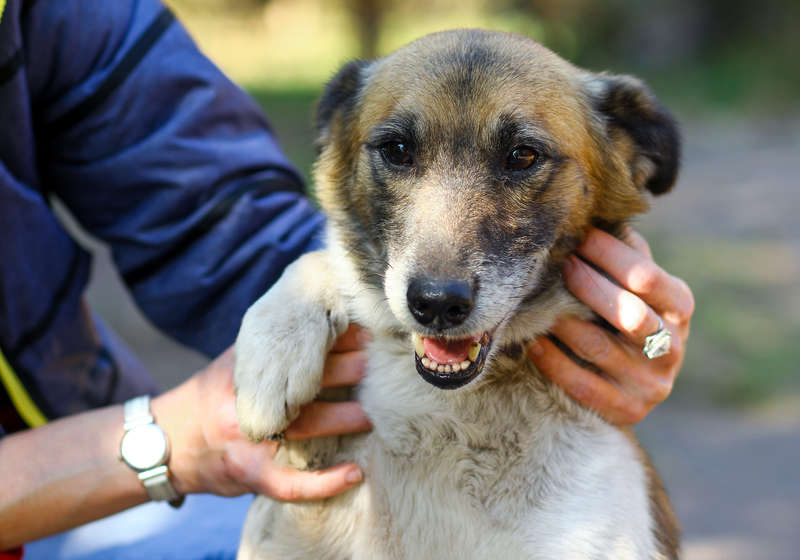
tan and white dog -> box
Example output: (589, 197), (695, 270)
(234, 29), (680, 559)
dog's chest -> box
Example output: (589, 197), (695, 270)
(356, 342), (600, 521)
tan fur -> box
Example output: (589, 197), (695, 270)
(236, 29), (681, 559)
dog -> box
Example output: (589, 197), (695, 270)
(234, 29), (681, 559)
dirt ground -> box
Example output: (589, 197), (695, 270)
(79, 115), (800, 559)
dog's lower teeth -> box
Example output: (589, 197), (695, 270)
(416, 337), (485, 374)
(468, 343), (481, 362)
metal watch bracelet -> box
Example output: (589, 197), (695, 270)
(120, 395), (185, 508)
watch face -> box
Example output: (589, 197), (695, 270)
(120, 424), (169, 471)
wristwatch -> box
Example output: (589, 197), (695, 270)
(119, 395), (184, 508)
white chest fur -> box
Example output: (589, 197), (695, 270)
(239, 334), (657, 559)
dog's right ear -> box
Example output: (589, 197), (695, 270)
(315, 59), (371, 151)
(584, 73), (681, 197)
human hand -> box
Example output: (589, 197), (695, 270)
(153, 324), (372, 501)
(528, 227), (694, 425)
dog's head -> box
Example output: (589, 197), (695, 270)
(314, 29), (679, 390)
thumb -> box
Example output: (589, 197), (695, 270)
(226, 441), (364, 502)
(256, 461), (364, 502)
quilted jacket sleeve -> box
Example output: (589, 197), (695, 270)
(24, 0), (326, 355)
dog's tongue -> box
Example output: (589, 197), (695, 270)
(422, 336), (477, 364)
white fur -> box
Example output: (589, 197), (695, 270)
(234, 233), (664, 559)
(234, 251), (349, 441)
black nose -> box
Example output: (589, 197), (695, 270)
(407, 278), (474, 328)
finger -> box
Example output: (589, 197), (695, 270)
(260, 461), (364, 502)
(549, 317), (634, 385)
(330, 323), (371, 353)
(549, 317), (675, 402)
(285, 401), (372, 440)
(562, 255), (663, 345)
(321, 351), (367, 388)
(620, 226), (653, 259)
(527, 336), (646, 425)
(574, 228), (691, 320)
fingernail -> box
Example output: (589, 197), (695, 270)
(355, 329), (373, 346)
(346, 466), (363, 484)
(528, 339), (544, 357)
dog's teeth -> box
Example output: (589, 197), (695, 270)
(413, 333), (425, 357)
(437, 365), (446, 373)
(451, 363), (461, 372)
(444, 364), (452, 373)
(460, 360), (471, 369)
(421, 357), (431, 368)
(468, 342), (481, 362)
(429, 359), (440, 370)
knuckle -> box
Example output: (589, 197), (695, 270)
(675, 279), (696, 321)
(273, 481), (302, 502)
(560, 373), (594, 406)
(574, 329), (610, 363)
(646, 377), (673, 404)
(619, 401), (647, 426)
(630, 263), (662, 295)
(569, 380), (594, 405)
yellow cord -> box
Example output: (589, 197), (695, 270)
(0, 346), (48, 428)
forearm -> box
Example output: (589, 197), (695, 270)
(0, 344), (370, 548)
(0, 404), (147, 548)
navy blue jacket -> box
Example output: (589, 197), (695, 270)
(0, 0), (325, 433)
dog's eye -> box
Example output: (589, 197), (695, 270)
(381, 142), (413, 167)
(505, 146), (539, 171)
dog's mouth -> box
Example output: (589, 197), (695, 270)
(411, 331), (493, 389)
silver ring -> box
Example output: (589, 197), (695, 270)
(642, 316), (672, 359)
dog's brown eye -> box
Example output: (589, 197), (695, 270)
(381, 142), (413, 167)
(506, 147), (538, 171)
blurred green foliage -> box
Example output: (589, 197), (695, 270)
(643, 234), (800, 406)
(169, 0), (800, 115)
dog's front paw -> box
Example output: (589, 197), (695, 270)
(234, 253), (348, 441)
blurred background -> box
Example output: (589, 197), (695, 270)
(79, 1), (799, 558)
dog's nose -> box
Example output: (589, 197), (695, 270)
(407, 278), (474, 328)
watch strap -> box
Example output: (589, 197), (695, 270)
(122, 395), (184, 508)
(124, 395), (154, 429)
(140, 466), (185, 508)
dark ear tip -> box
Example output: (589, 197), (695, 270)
(589, 73), (682, 196)
(644, 112), (681, 196)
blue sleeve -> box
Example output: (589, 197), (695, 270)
(24, 0), (326, 356)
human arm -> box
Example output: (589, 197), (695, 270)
(24, 0), (323, 357)
(528, 227), (694, 425)
(0, 326), (371, 549)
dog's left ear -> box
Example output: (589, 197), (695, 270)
(315, 59), (371, 152)
(586, 73), (681, 196)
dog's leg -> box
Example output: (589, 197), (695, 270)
(234, 249), (348, 442)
